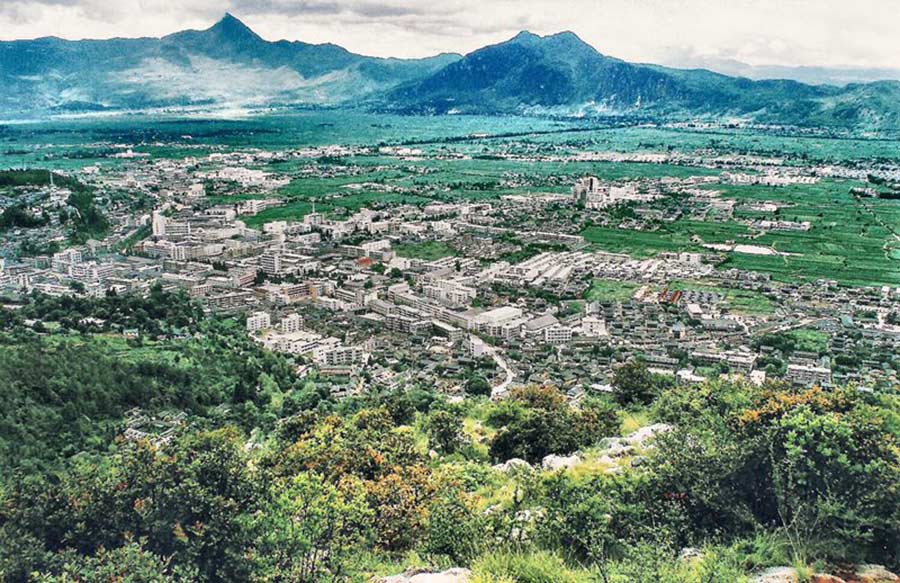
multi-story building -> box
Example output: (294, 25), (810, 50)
(246, 311), (271, 333)
(280, 313), (303, 333)
(260, 251), (282, 276)
(786, 364), (832, 387)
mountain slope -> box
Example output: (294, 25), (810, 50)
(1, 16), (898, 129)
(384, 31), (900, 129)
(387, 31), (689, 113)
(0, 14), (460, 116)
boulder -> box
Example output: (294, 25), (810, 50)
(811, 575), (846, 583)
(604, 439), (634, 457)
(492, 458), (532, 472)
(751, 567), (800, 583)
(379, 567), (471, 583)
(851, 565), (900, 582)
(596, 454), (617, 466)
(678, 547), (702, 561)
(623, 423), (673, 448)
(541, 453), (581, 471)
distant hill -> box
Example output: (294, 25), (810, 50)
(660, 57), (900, 87)
(2, 14), (899, 130)
(385, 30), (900, 129)
(0, 14), (460, 117)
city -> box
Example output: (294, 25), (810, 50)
(0, 5), (899, 583)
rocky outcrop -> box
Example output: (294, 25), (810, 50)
(492, 458), (532, 472)
(851, 565), (900, 583)
(751, 567), (800, 583)
(378, 567), (471, 583)
(541, 453), (581, 471)
(751, 565), (899, 583)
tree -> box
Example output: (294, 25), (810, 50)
(423, 489), (486, 563)
(425, 409), (467, 454)
(612, 360), (657, 406)
(251, 472), (372, 581)
(488, 386), (618, 464)
(465, 375), (492, 397)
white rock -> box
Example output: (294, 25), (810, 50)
(379, 568), (471, 583)
(409, 568), (471, 583)
(541, 453), (581, 471)
(492, 458), (532, 472)
(855, 565), (900, 582)
(596, 454), (617, 466)
(750, 567), (799, 583)
(604, 440), (634, 457)
(623, 423), (673, 448)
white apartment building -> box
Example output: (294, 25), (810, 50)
(544, 325), (573, 345)
(280, 313), (303, 333)
(260, 251), (282, 276)
(246, 311), (271, 333)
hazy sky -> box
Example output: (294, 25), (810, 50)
(1, 0), (898, 69)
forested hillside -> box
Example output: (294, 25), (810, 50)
(0, 292), (897, 582)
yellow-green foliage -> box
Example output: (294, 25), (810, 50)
(471, 551), (593, 583)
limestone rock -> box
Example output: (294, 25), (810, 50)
(378, 567), (471, 583)
(623, 423), (673, 448)
(492, 458), (532, 472)
(852, 565), (900, 583)
(541, 453), (581, 471)
(603, 439), (634, 457)
(751, 567), (800, 583)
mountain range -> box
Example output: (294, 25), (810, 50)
(2, 13), (899, 129)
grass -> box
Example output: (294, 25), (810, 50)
(471, 551), (592, 583)
(669, 280), (776, 315)
(584, 279), (640, 302)
(785, 328), (831, 354)
(394, 241), (457, 261)
(621, 409), (652, 434)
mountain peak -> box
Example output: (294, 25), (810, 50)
(506, 29), (598, 54)
(511, 30), (541, 41)
(207, 13), (261, 42)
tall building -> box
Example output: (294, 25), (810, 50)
(151, 211), (167, 237)
(261, 251), (282, 276)
(572, 176), (602, 206)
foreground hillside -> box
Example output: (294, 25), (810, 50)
(0, 292), (897, 582)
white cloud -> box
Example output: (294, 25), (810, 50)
(0, 0), (898, 69)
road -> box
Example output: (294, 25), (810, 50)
(471, 334), (515, 399)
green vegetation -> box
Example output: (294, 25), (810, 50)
(754, 328), (832, 356)
(0, 169), (83, 190)
(0, 292), (896, 581)
(584, 278), (639, 302)
(0, 205), (49, 230)
(393, 241), (457, 261)
(669, 280), (776, 315)
(0, 168), (108, 241)
(581, 179), (900, 287)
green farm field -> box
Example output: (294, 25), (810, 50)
(584, 179), (899, 286)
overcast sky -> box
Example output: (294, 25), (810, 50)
(1, 0), (898, 70)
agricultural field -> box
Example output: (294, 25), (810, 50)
(583, 178), (899, 287)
